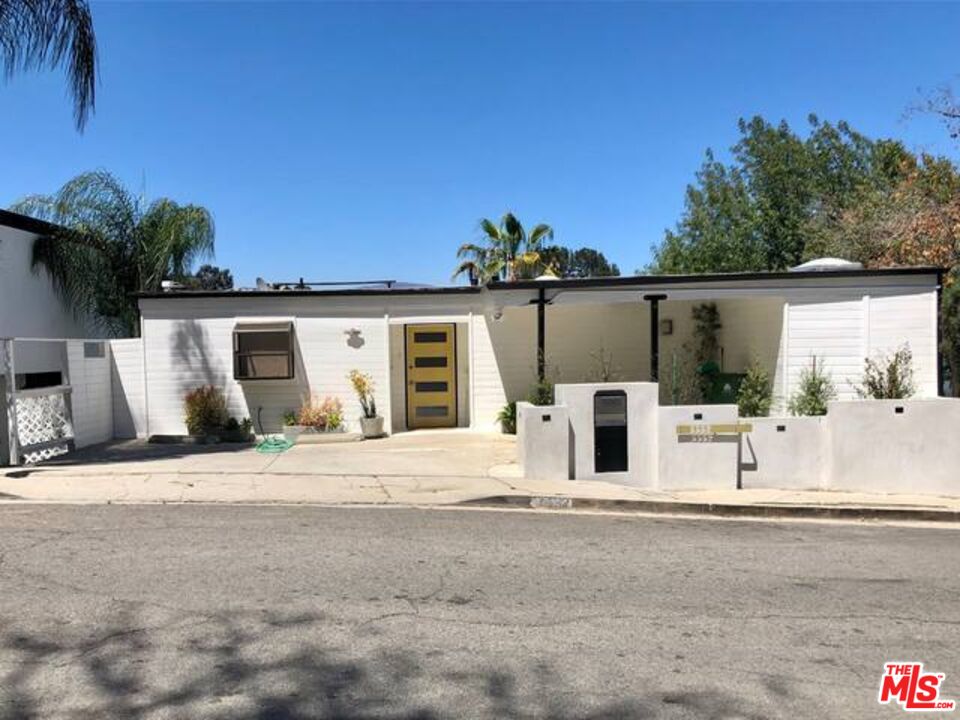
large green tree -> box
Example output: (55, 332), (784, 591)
(453, 212), (553, 283)
(650, 115), (916, 274)
(538, 245), (620, 278)
(650, 114), (960, 395)
(1, 0), (98, 130)
(11, 171), (216, 335)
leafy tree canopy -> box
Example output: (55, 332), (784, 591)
(184, 264), (234, 291)
(538, 246), (620, 278)
(11, 170), (215, 335)
(650, 112), (960, 395)
(648, 114), (958, 274)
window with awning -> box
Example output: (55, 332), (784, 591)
(233, 322), (294, 380)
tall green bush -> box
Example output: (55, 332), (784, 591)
(788, 357), (836, 416)
(737, 360), (773, 417)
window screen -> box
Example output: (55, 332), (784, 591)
(234, 325), (294, 380)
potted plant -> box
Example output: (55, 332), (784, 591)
(283, 397), (344, 443)
(349, 370), (383, 438)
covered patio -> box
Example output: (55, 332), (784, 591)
(484, 267), (941, 412)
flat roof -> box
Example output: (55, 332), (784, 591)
(139, 265), (942, 300)
(0, 209), (63, 237)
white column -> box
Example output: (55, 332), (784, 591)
(382, 312), (392, 434)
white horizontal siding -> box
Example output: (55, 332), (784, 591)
(784, 287), (939, 406)
(867, 289), (938, 398)
(109, 338), (146, 438)
(786, 296), (864, 402)
(142, 311), (389, 435)
(66, 340), (113, 448)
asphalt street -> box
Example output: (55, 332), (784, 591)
(0, 505), (957, 719)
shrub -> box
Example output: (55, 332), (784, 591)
(497, 401), (517, 434)
(221, 417), (253, 442)
(528, 379), (554, 406)
(737, 360), (772, 417)
(855, 344), (916, 399)
(588, 347), (620, 382)
(297, 396), (343, 430)
(788, 357), (836, 416)
(184, 385), (229, 436)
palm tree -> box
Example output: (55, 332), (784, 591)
(11, 171), (215, 335)
(452, 212), (554, 283)
(1, 0), (98, 131)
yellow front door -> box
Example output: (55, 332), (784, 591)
(405, 324), (457, 429)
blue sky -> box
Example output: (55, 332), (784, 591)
(1, 2), (958, 287)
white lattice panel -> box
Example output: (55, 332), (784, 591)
(16, 392), (74, 464)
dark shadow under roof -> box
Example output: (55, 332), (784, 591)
(0, 209), (62, 237)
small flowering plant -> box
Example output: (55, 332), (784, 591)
(348, 370), (378, 419)
(293, 396), (343, 430)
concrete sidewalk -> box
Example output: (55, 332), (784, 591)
(2, 434), (959, 521)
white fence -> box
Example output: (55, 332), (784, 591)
(1, 337), (118, 465)
(519, 383), (960, 497)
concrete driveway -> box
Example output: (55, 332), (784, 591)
(7, 430), (519, 479)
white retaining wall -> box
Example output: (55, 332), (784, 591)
(657, 404), (739, 490)
(516, 402), (570, 481)
(740, 416), (826, 490)
(522, 384), (960, 496)
(827, 399), (960, 496)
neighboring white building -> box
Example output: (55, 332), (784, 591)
(135, 265), (943, 437)
(0, 210), (116, 465)
(0, 209), (105, 343)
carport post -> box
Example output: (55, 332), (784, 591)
(643, 294), (667, 383)
(2, 339), (19, 466)
(537, 287), (546, 382)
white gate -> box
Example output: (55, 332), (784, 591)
(2, 337), (113, 466)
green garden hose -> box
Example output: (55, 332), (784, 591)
(255, 437), (294, 454)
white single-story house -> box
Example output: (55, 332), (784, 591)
(134, 263), (943, 437)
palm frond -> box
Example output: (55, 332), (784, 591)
(140, 200), (215, 289)
(1, 0), (98, 131)
(456, 242), (487, 259)
(526, 223), (554, 250)
(478, 218), (501, 241)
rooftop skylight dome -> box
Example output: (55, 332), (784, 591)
(789, 257), (864, 272)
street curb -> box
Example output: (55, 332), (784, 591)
(458, 495), (960, 523)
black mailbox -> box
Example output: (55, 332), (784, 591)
(594, 390), (628, 473)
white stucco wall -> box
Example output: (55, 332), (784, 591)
(0, 225), (104, 341)
(657, 404), (740, 490)
(516, 401), (570, 481)
(739, 416), (826, 490)
(553, 382), (659, 487)
(827, 398), (960, 496)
